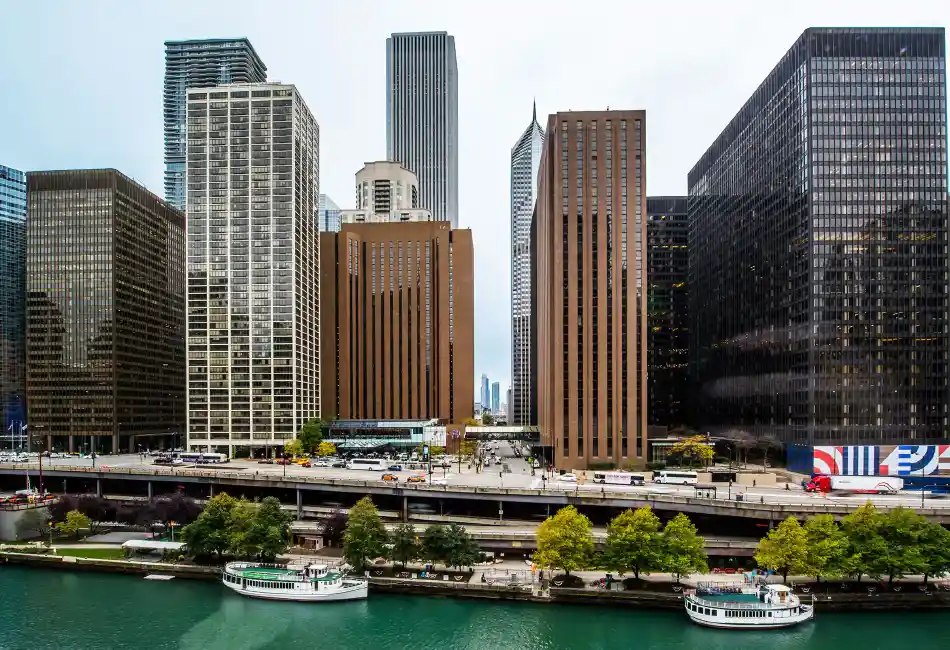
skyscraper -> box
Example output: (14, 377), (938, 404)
(534, 110), (649, 469)
(26, 169), (185, 453)
(164, 38), (267, 210)
(319, 194), (341, 233)
(689, 27), (948, 446)
(386, 32), (458, 226)
(511, 102), (544, 426)
(491, 381), (500, 413)
(647, 196), (689, 427)
(320, 221), (474, 422)
(339, 161), (433, 224)
(0, 164), (26, 438)
(480, 374), (489, 413)
(185, 83), (320, 454)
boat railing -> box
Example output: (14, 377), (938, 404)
(685, 592), (801, 610)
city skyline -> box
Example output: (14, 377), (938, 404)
(1, 2), (948, 389)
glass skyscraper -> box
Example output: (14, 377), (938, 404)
(386, 32), (459, 227)
(164, 38), (267, 210)
(0, 164), (26, 441)
(510, 102), (544, 426)
(319, 194), (341, 232)
(689, 27), (948, 446)
(185, 83), (320, 454)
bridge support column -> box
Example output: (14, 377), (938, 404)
(147, 481), (153, 499)
(96, 479), (102, 497)
(209, 484), (214, 498)
(296, 488), (303, 520)
(498, 501), (504, 522)
(402, 496), (408, 522)
(68, 436), (75, 453)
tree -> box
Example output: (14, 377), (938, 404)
(803, 514), (848, 581)
(298, 418), (325, 452)
(181, 493), (237, 559)
(756, 433), (782, 469)
(342, 497), (388, 570)
(535, 506), (594, 576)
(669, 436), (714, 468)
(462, 418), (478, 427)
(421, 524), (451, 566)
(444, 524), (481, 569)
(243, 497), (293, 562)
(226, 498), (259, 558)
(840, 501), (887, 582)
(15, 508), (50, 540)
(754, 516), (808, 582)
(482, 413), (495, 426)
(603, 506), (662, 579)
(877, 506), (928, 583)
(659, 513), (708, 582)
(314, 441), (337, 457)
(55, 510), (90, 540)
(321, 509), (347, 547)
(47, 495), (79, 524)
(722, 430), (755, 468)
(918, 521), (950, 584)
(283, 439), (303, 458)
(389, 523), (420, 567)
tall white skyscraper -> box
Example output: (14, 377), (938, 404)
(185, 83), (320, 454)
(386, 31), (458, 227)
(510, 102), (544, 426)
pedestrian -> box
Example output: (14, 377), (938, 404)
(753, 479), (756, 487)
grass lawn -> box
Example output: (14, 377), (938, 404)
(55, 547), (126, 560)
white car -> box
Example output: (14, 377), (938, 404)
(558, 473), (578, 483)
(312, 459), (329, 467)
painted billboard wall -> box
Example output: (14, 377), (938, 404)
(813, 445), (950, 477)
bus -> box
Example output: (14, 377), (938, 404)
(179, 452), (229, 465)
(592, 471), (645, 486)
(653, 470), (698, 485)
(346, 458), (388, 471)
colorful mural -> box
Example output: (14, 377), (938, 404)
(813, 445), (950, 476)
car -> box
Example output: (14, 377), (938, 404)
(312, 459), (329, 467)
(275, 459), (291, 465)
(558, 472), (578, 483)
(381, 473), (398, 482)
(388, 464), (403, 472)
(258, 458), (274, 464)
(297, 461), (312, 468)
(406, 475), (426, 483)
(330, 461), (346, 468)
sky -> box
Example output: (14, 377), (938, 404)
(1, 0), (948, 401)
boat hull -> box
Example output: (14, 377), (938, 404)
(685, 605), (814, 630)
(223, 579), (368, 602)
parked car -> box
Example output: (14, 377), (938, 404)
(331, 461), (346, 468)
(406, 475), (426, 483)
(258, 458), (274, 464)
(275, 459), (291, 465)
(381, 473), (398, 482)
(388, 464), (403, 472)
(297, 460), (312, 468)
(558, 472), (578, 483)
(312, 459), (329, 468)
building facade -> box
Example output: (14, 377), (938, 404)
(480, 374), (489, 413)
(164, 38), (267, 211)
(491, 381), (500, 413)
(185, 83), (320, 454)
(511, 102), (545, 426)
(26, 169), (185, 453)
(0, 165), (26, 441)
(386, 31), (459, 227)
(646, 196), (689, 428)
(319, 194), (341, 233)
(340, 161), (433, 224)
(320, 221), (474, 423)
(534, 110), (649, 469)
(689, 27), (948, 446)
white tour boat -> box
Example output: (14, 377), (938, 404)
(222, 562), (368, 602)
(684, 582), (814, 630)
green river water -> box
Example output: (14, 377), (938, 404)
(1, 567), (948, 650)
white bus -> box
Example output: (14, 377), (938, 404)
(180, 452), (229, 464)
(592, 471), (646, 486)
(346, 458), (388, 471)
(653, 470), (698, 485)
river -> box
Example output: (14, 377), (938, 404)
(1, 567), (947, 649)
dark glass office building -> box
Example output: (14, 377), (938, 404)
(164, 38), (267, 210)
(647, 196), (689, 428)
(26, 170), (186, 453)
(689, 27), (948, 446)
(0, 164), (26, 443)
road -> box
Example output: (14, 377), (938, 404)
(7, 451), (949, 510)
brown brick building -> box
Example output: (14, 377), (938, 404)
(320, 221), (474, 423)
(534, 110), (648, 470)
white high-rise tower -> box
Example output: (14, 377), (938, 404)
(510, 101), (544, 426)
(386, 31), (458, 227)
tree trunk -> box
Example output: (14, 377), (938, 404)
(634, 567), (640, 580)
(888, 573), (894, 584)
(783, 569), (788, 582)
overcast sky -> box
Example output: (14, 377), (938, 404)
(1, 0), (947, 400)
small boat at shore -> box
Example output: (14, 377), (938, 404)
(684, 582), (814, 630)
(222, 562), (368, 602)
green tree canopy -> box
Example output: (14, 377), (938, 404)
(283, 439), (303, 458)
(669, 436), (713, 468)
(226, 498), (260, 558)
(242, 497), (293, 562)
(181, 493), (237, 559)
(603, 506), (662, 579)
(342, 497), (389, 570)
(877, 506), (928, 583)
(298, 418), (325, 452)
(389, 523), (420, 567)
(840, 501), (887, 581)
(444, 524), (481, 569)
(919, 520), (950, 584)
(55, 510), (90, 540)
(659, 513), (708, 582)
(803, 514), (848, 581)
(314, 441), (337, 457)
(421, 524), (452, 566)
(535, 506), (594, 576)
(482, 413), (495, 426)
(755, 516), (808, 582)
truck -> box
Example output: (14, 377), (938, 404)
(805, 475), (903, 495)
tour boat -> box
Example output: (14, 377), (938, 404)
(222, 562), (368, 602)
(684, 583), (814, 629)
